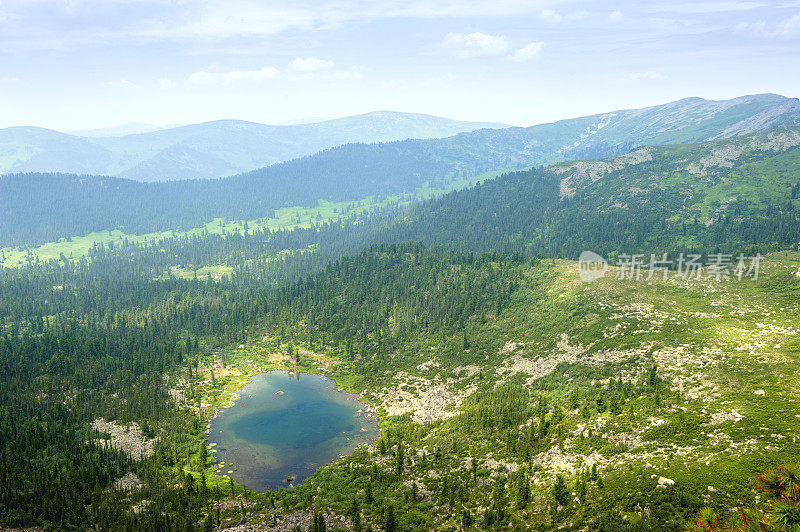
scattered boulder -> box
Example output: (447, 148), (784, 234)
(657, 477), (675, 488)
(114, 472), (143, 491)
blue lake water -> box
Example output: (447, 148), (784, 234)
(208, 371), (379, 491)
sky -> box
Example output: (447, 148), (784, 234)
(1, 0), (799, 130)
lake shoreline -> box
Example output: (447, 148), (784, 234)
(205, 367), (380, 436)
(207, 369), (381, 491)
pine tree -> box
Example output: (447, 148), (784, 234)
(384, 505), (397, 532)
(461, 508), (473, 529)
(553, 474), (569, 506)
(516, 472), (530, 509)
(577, 479), (587, 504)
(200, 442), (208, 467)
(395, 441), (404, 476)
(350, 498), (361, 531)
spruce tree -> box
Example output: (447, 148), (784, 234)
(553, 474), (569, 506)
(384, 505), (397, 532)
(395, 441), (404, 476)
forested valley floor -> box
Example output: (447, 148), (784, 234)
(2, 239), (800, 530)
(3, 127), (800, 530)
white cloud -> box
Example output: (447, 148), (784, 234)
(609, 10), (624, 22)
(186, 60), (359, 85)
(287, 56), (334, 73)
(567, 10), (589, 21)
(132, 4), (324, 41)
(777, 12), (800, 37)
(507, 42), (544, 62)
(734, 20), (767, 35)
(619, 70), (666, 84)
(0, 76), (21, 84)
(0, 1), (556, 53)
(539, 9), (562, 24)
(384, 0), (555, 19)
(734, 11), (800, 38)
(187, 66), (279, 85)
(443, 32), (509, 57)
(157, 77), (174, 90)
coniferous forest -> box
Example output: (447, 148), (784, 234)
(2, 102), (800, 531)
(7, 2), (800, 528)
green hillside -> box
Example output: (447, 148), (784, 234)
(5, 126), (800, 291)
(381, 126), (800, 258)
(4, 113), (800, 531)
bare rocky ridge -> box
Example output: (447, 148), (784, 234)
(378, 371), (477, 424)
(712, 98), (800, 139)
(224, 510), (353, 531)
(113, 472), (144, 491)
(555, 147), (653, 198)
(688, 127), (800, 175)
(553, 124), (800, 197)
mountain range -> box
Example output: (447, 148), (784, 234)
(0, 112), (506, 181)
(7, 93), (800, 532)
(2, 93), (800, 247)
(3, 94), (799, 184)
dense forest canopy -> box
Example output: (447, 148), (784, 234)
(2, 117), (800, 531)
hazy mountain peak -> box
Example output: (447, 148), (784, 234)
(70, 122), (182, 137)
(0, 112), (507, 181)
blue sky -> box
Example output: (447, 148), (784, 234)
(1, 0), (799, 130)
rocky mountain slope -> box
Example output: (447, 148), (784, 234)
(377, 125), (800, 257)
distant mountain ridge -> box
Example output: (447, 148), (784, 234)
(2, 94), (800, 247)
(427, 93), (800, 172)
(0, 112), (507, 181)
(69, 123), (185, 137)
(373, 125), (800, 257)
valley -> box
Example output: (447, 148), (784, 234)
(6, 2), (800, 529)
(71, 248), (800, 530)
(2, 96), (800, 531)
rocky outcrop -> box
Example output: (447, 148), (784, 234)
(92, 418), (157, 460)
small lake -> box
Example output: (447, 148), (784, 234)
(208, 371), (380, 491)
